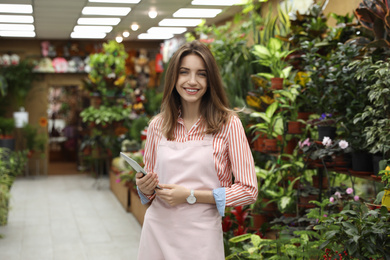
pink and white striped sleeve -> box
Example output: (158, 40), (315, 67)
(225, 116), (258, 207)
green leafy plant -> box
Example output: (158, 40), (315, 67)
(316, 201), (390, 259)
(273, 84), (302, 121)
(250, 101), (284, 139)
(80, 106), (131, 126)
(353, 57), (390, 156)
(252, 37), (293, 79)
(0, 117), (15, 137)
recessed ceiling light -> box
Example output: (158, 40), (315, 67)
(147, 27), (187, 35)
(0, 15), (34, 23)
(159, 19), (202, 27)
(77, 18), (121, 25)
(82, 7), (131, 16)
(0, 24), (34, 31)
(73, 25), (113, 33)
(122, 31), (130, 37)
(148, 10), (158, 19)
(138, 33), (174, 40)
(173, 8), (222, 18)
(70, 32), (106, 39)
(131, 23), (139, 31)
(116, 36), (123, 43)
(88, 0), (141, 3)
(0, 4), (33, 14)
(191, 0), (244, 6)
(0, 31), (35, 37)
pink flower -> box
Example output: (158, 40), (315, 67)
(354, 195), (360, 201)
(346, 188), (354, 194)
(338, 140), (349, 149)
(334, 192), (342, 199)
(323, 214), (328, 217)
(322, 136), (332, 147)
(115, 178), (121, 183)
(330, 197), (335, 203)
(299, 138), (311, 148)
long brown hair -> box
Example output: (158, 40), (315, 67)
(160, 40), (232, 140)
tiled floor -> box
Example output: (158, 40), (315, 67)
(0, 174), (141, 260)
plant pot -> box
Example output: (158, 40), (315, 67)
(253, 132), (266, 152)
(372, 154), (384, 175)
(312, 175), (329, 189)
(251, 213), (268, 230)
(352, 151), (373, 172)
(317, 126), (336, 141)
(270, 77), (284, 90)
(263, 138), (278, 153)
(297, 112), (313, 121)
(0, 138), (15, 150)
(287, 121), (303, 134)
(284, 138), (298, 155)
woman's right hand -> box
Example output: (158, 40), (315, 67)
(136, 172), (159, 195)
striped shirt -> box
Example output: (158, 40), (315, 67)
(142, 113), (258, 210)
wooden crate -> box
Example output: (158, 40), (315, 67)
(109, 170), (131, 212)
(130, 187), (149, 226)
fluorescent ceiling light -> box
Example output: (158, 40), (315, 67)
(89, 0), (141, 3)
(159, 19), (202, 27)
(82, 7), (131, 16)
(0, 24), (35, 31)
(70, 32), (106, 39)
(77, 18), (120, 25)
(173, 8), (222, 18)
(0, 15), (34, 23)
(0, 31), (35, 37)
(73, 25), (113, 33)
(0, 4), (33, 14)
(138, 33), (174, 40)
(191, 0), (244, 6)
(147, 27), (187, 34)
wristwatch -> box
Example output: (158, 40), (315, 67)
(186, 189), (197, 204)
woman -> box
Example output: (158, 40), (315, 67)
(136, 40), (257, 260)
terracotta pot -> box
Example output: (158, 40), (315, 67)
(264, 138), (278, 153)
(312, 175), (329, 189)
(287, 121), (303, 134)
(253, 132), (266, 152)
(251, 213), (268, 230)
(270, 77), (284, 90)
(297, 112), (313, 121)
(284, 138), (298, 155)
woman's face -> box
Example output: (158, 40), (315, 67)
(175, 53), (208, 109)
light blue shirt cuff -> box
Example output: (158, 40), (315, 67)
(213, 187), (226, 217)
(137, 186), (152, 205)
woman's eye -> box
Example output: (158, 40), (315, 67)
(179, 70), (188, 75)
(198, 72), (207, 77)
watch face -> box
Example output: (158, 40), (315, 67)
(187, 195), (196, 204)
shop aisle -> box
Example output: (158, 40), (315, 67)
(0, 174), (141, 260)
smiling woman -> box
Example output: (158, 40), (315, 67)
(135, 40), (258, 260)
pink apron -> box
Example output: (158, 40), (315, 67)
(137, 134), (224, 260)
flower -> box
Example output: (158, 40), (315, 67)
(330, 197), (335, 203)
(334, 191), (342, 199)
(346, 188), (354, 194)
(320, 113), (332, 120)
(39, 117), (48, 127)
(354, 195), (360, 201)
(338, 140), (349, 149)
(322, 136), (332, 147)
(299, 138), (311, 148)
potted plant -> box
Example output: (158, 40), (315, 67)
(273, 84), (304, 134)
(0, 117), (15, 150)
(252, 37), (294, 90)
(352, 57), (390, 173)
(250, 101), (284, 152)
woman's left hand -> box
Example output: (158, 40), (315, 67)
(155, 184), (189, 206)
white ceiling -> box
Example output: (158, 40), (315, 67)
(0, 0), (243, 41)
